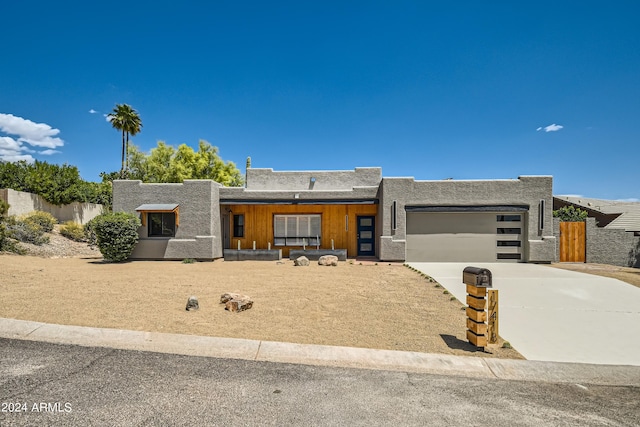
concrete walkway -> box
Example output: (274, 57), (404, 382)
(409, 262), (640, 366)
(1, 317), (639, 387)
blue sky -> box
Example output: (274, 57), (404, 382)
(1, 1), (638, 200)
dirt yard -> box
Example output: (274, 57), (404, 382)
(549, 263), (640, 288)
(0, 255), (521, 359)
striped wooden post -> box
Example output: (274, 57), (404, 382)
(488, 289), (499, 345)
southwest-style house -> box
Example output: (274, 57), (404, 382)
(112, 167), (556, 263)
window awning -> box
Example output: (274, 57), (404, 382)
(135, 204), (179, 226)
(135, 204), (179, 212)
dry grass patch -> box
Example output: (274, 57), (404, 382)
(0, 256), (521, 359)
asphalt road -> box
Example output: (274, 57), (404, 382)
(1, 339), (638, 426)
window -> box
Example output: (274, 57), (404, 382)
(135, 204), (179, 238)
(233, 214), (244, 237)
(497, 240), (521, 247)
(148, 212), (176, 237)
(274, 214), (321, 246)
(497, 228), (521, 234)
(391, 201), (397, 231)
(497, 253), (522, 260)
(497, 214), (521, 222)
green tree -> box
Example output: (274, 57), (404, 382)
(124, 140), (243, 186)
(0, 161), (28, 190)
(0, 160), (112, 208)
(553, 205), (589, 222)
(107, 104), (142, 174)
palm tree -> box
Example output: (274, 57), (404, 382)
(107, 104), (142, 175)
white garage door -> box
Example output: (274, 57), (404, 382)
(405, 210), (524, 262)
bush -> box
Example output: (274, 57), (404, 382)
(0, 199), (12, 252)
(553, 206), (588, 222)
(91, 212), (141, 262)
(60, 221), (86, 242)
(23, 210), (57, 232)
(7, 219), (49, 245)
(84, 217), (98, 247)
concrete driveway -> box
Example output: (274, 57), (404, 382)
(408, 262), (640, 366)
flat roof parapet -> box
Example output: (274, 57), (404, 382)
(245, 167), (382, 191)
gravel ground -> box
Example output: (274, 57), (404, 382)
(9, 225), (99, 258)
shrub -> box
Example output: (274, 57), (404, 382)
(23, 210), (57, 232)
(84, 217), (98, 247)
(0, 199), (12, 252)
(7, 219), (49, 245)
(91, 212), (141, 262)
(60, 221), (86, 242)
(553, 206), (588, 222)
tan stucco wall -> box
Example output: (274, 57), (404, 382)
(0, 188), (103, 224)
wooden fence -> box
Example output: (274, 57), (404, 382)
(559, 221), (586, 262)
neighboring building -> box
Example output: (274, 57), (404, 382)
(553, 196), (640, 268)
(554, 196), (640, 234)
(113, 167), (556, 262)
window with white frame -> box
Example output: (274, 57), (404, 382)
(274, 214), (321, 246)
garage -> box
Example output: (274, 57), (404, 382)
(405, 206), (526, 262)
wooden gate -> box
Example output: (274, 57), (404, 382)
(559, 221), (586, 262)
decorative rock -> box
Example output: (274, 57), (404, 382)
(294, 256), (310, 266)
(318, 255), (339, 266)
(220, 292), (253, 313)
(225, 299), (253, 312)
(185, 296), (199, 311)
(220, 292), (247, 303)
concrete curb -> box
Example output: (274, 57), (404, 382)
(1, 318), (639, 387)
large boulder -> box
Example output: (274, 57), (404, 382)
(294, 256), (310, 266)
(318, 255), (339, 266)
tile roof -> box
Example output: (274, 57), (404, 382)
(554, 196), (640, 232)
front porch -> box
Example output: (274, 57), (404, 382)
(220, 203), (378, 259)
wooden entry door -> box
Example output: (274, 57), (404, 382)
(559, 221), (586, 262)
(222, 213), (230, 249)
(357, 216), (375, 256)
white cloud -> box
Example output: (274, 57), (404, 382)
(0, 153), (35, 162)
(0, 136), (30, 161)
(0, 136), (21, 151)
(0, 113), (64, 162)
(39, 149), (61, 155)
(89, 109), (98, 114)
(537, 123), (564, 132)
